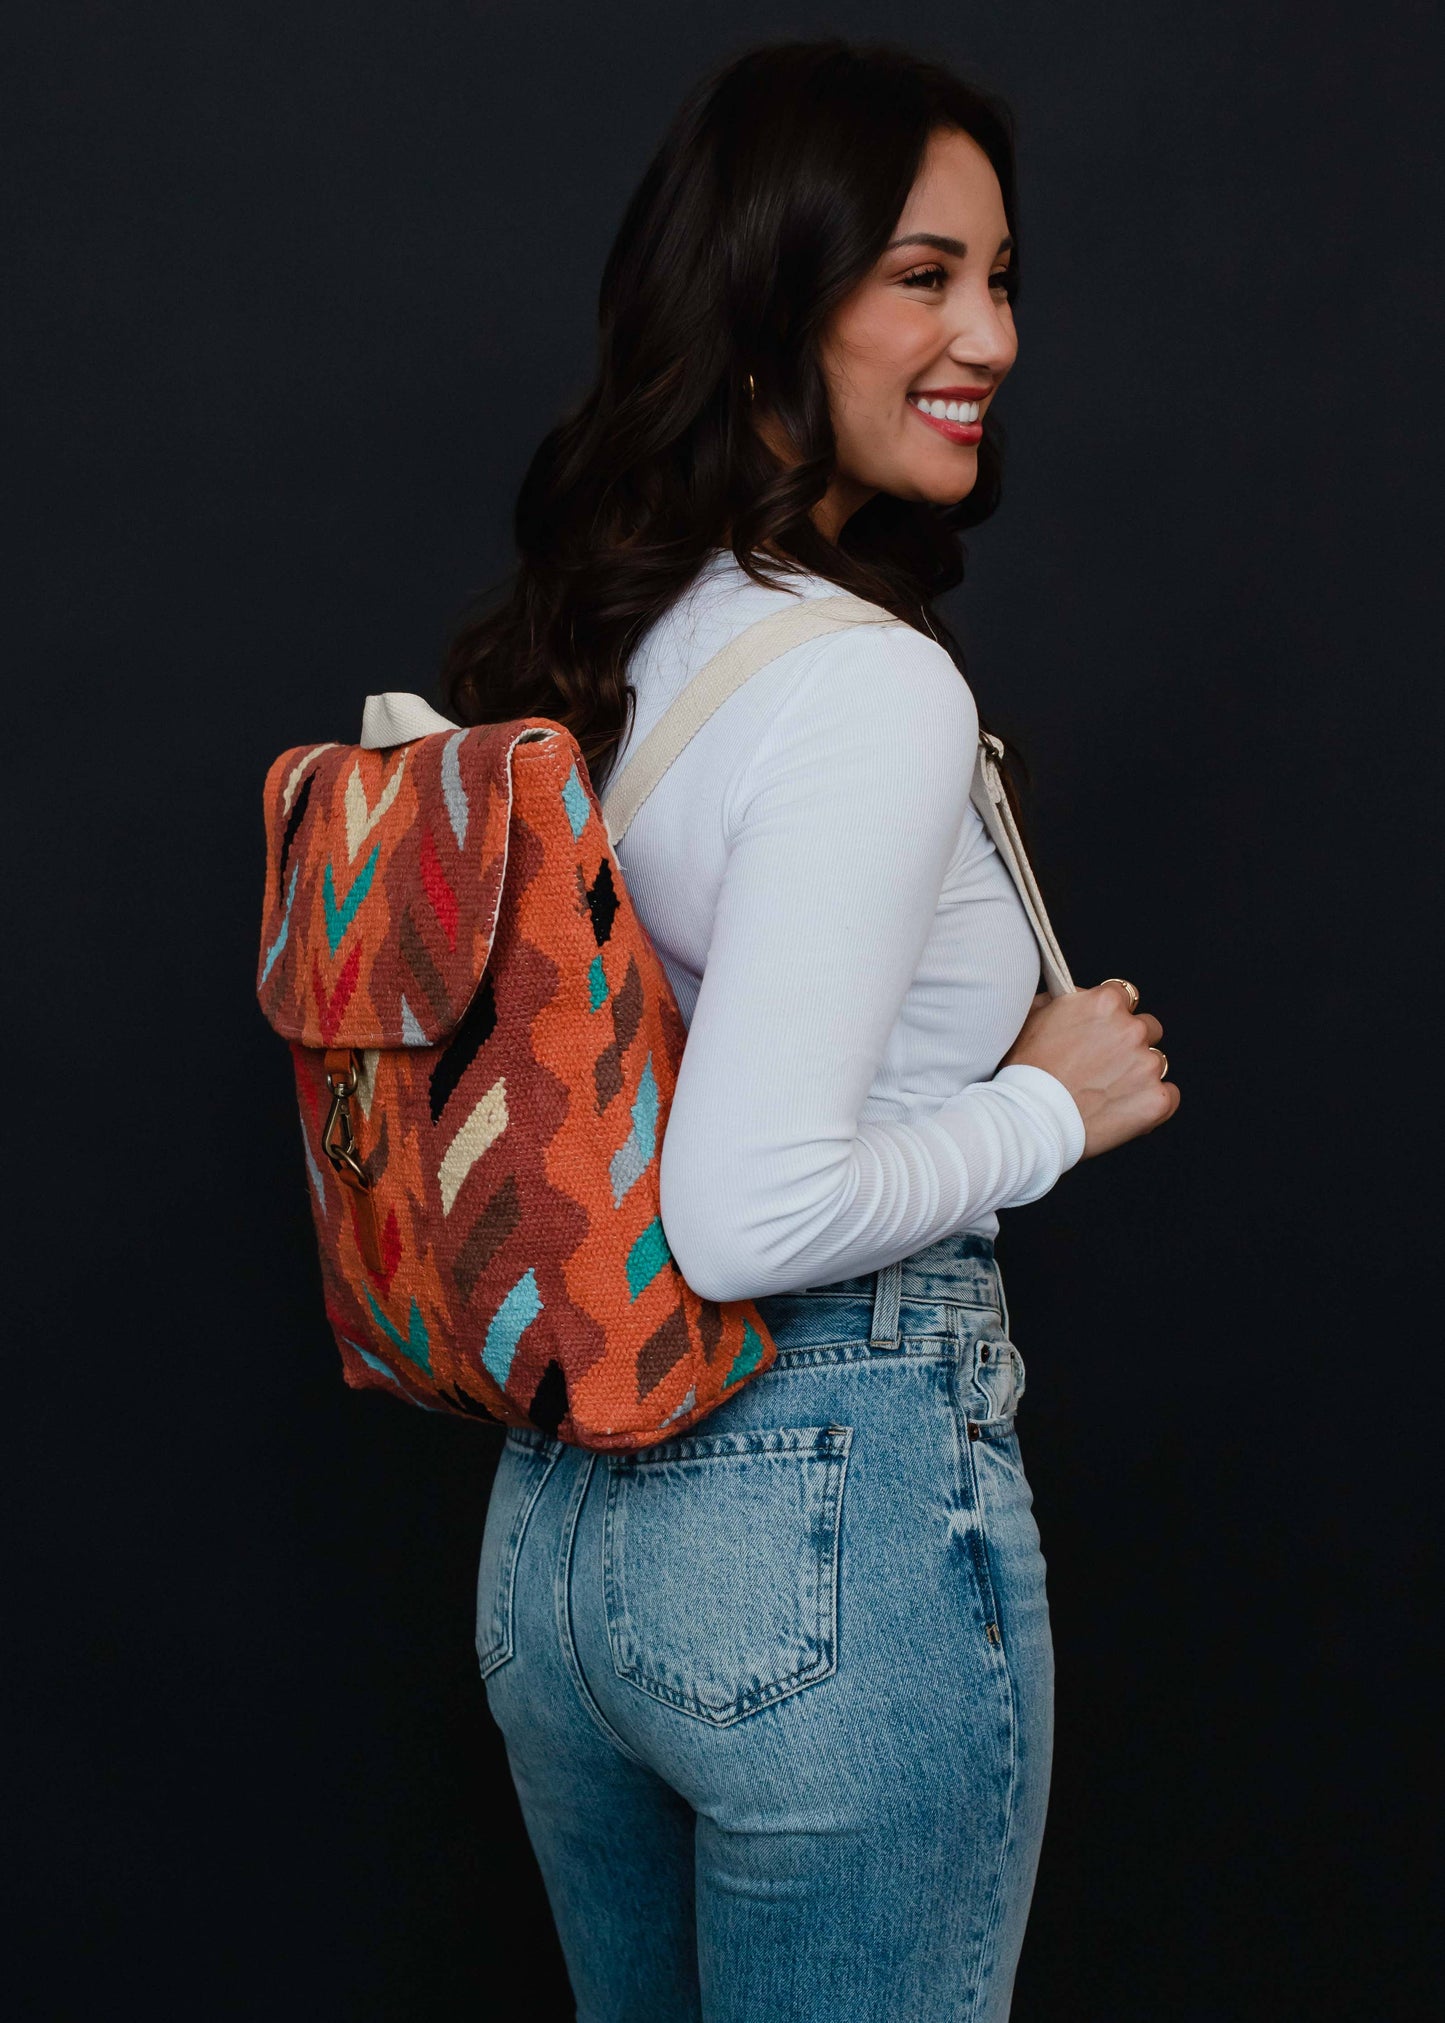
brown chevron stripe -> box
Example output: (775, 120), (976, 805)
(452, 1175), (522, 1304)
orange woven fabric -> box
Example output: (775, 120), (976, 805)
(256, 716), (776, 1449)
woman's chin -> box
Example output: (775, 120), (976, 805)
(860, 458), (980, 510)
(913, 466), (980, 508)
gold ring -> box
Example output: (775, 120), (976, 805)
(1104, 977), (1140, 1012)
(1150, 1046), (1168, 1080)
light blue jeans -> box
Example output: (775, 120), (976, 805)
(475, 1231), (1053, 2022)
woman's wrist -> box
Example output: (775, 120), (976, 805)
(990, 1062), (1088, 1172)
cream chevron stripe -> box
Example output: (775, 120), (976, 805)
(281, 744), (337, 815)
(441, 729), (470, 847)
(437, 1078), (509, 1215)
(344, 756), (407, 861)
(355, 1048), (381, 1118)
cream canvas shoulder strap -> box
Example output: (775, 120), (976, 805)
(600, 588), (1076, 1001)
(599, 593), (895, 845)
(970, 734), (1075, 998)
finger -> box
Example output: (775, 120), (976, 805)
(1130, 1077), (1180, 1135)
(1100, 977), (1140, 1013)
(1136, 1012), (1164, 1047)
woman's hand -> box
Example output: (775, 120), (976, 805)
(1002, 980), (1180, 1158)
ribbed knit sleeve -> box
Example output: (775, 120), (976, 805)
(656, 622), (1084, 1303)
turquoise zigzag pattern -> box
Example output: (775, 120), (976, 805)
(482, 1269), (543, 1387)
(323, 844), (380, 955)
(610, 1054), (659, 1207)
(363, 1286), (431, 1374)
(261, 863), (300, 985)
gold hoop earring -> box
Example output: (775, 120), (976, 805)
(746, 372), (755, 404)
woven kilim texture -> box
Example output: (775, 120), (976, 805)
(256, 717), (776, 1450)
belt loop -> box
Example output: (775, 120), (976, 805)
(869, 1260), (903, 1351)
(994, 1255), (1011, 1338)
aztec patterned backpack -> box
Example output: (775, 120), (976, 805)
(255, 591), (1072, 1452)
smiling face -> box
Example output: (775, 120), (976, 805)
(807, 126), (1018, 539)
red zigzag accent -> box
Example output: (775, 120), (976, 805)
(419, 829), (459, 950)
(292, 1044), (321, 1124)
(358, 1202), (403, 1293)
(312, 942), (362, 1043)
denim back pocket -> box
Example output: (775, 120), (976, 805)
(602, 1425), (852, 1727)
(475, 1430), (560, 1681)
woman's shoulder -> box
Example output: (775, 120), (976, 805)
(628, 550), (978, 791)
(764, 599), (979, 753)
(719, 600), (980, 853)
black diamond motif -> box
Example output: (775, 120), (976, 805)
(278, 769), (315, 898)
(586, 858), (620, 945)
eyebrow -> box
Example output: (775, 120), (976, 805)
(884, 233), (1014, 258)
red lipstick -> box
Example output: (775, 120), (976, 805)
(907, 393), (985, 445)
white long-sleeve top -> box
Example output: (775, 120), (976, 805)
(592, 550), (1085, 1303)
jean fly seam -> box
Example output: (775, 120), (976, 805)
(958, 1411), (1002, 1633)
(552, 1451), (650, 1769)
(964, 1455), (1022, 2023)
(947, 1306), (1023, 2021)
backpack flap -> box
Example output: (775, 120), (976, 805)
(256, 721), (560, 1049)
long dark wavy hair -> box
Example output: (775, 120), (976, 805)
(441, 37), (1022, 794)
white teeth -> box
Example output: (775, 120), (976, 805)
(911, 395), (980, 423)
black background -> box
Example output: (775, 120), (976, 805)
(11, 3), (1441, 2018)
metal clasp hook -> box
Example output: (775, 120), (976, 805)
(322, 1050), (370, 1194)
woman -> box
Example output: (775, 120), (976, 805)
(447, 38), (1178, 2023)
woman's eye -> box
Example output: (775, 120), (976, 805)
(899, 263), (1015, 299)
